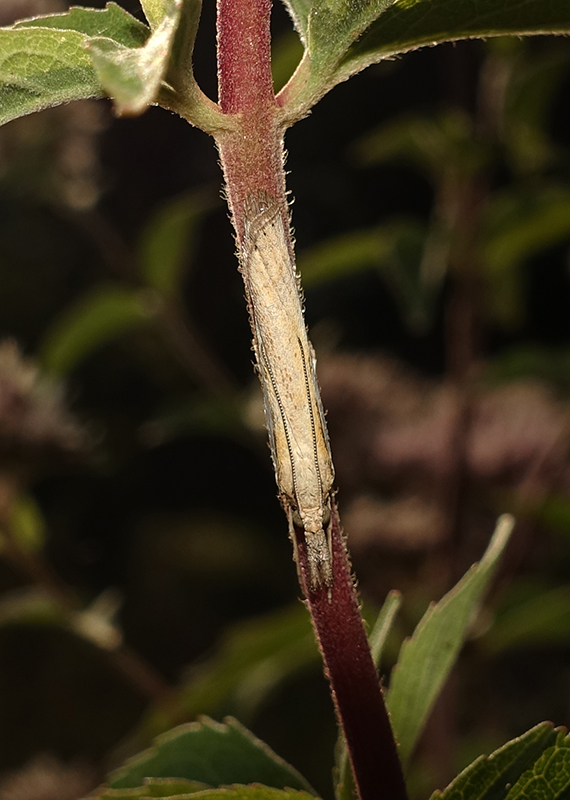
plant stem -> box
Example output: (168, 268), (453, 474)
(214, 3), (408, 797)
(298, 500), (408, 800)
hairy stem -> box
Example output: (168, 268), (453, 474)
(214, 1), (407, 798)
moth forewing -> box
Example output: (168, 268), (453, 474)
(242, 193), (335, 589)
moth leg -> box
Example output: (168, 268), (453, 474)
(305, 528), (333, 591)
(286, 504), (304, 588)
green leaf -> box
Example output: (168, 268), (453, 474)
(280, 0), (312, 45)
(0, 27), (101, 125)
(108, 717), (316, 795)
(486, 345), (570, 393)
(38, 285), (159, 377)
(368, 590), (402, 668)
(502, 45), (570, 175)
(13, 4), (148, 44)
(87, 0), (182, 116)
(386, 514), (515, 769)
(87, 776), (210, 798)
(281, 0), (570, 119)
(140, 0), (174, 31)
(138, 190), (217, 299)
(506, 730), (570, 800)
(353, 110), (485, 180)
(337, 0), (570, 90)
(482, 185), (570, 327)
(298, 218), (435, 331)
(0, 4), (148, 127)
(432, 723), (557, 800)
(8, 493), (46, 553)
(95, 787), (316, 800)
(482, 584), (570, 654)
(272, 29), (304, 94)
(119, 605), (318, 758)
(0, 587), (63, 628)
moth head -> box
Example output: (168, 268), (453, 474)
(291, 502), (331, 532)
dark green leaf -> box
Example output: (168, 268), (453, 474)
(108, 717), (316, 795)
(338, 0), (570, 91)
(138, 190), (217, 298)
(38, 285), (158, 377)
(353, 110), (484, 179)
(280, 0), (570, 119)
(0, 27), (102, 125)
(0, 587), (63, 628)
(279, 0), (312, 44)
(486, 345), (570, 393)
(95, 787), (316, 800)
(118, 605), (318, 758)
(298, 219), (435, 331)
(432, 723), (557, 800)
(0, 4), (149, 126)
(482, 584), (570, 654)
(386, 515), (515, 768)
(502, 44), (570, 174)
(13, 4), (148, 44)
(482, 185), (570, 327)
(272, 29), (304, 94)
(90, 777), (210, 798)
(8, 493), (46, 553)
(87, 0), (182, 116)
(506, 730), (570, 800)
(368, 590), (402, 668)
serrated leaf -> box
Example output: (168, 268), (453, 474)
(432, 723), (557, 800)
(90, 776), (210, 798)
(505, 730), (570, 800)
(94, 788), (316, 800)
(13, 4), (148, 44)
(118, 605), (318, 760)
(0, 27), (101, 125)
(281, 0), (570, 119)
(307, 0), (395, 85)
(0, 4), (148, 127)
(38, 285), (159, 377)
(138, 190), (217, 298)
(337, 0), (570, 87)
(108, 717), (316, 795)
(386, 514), (515, 769)
(87, 0), (182, 116)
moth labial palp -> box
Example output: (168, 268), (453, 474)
(241, 192), (335, 591)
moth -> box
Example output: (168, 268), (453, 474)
(241, 192), (335, 590)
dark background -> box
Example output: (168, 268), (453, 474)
(1, 2), (570, 798)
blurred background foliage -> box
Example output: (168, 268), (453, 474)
(2, 1), (570, 799)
